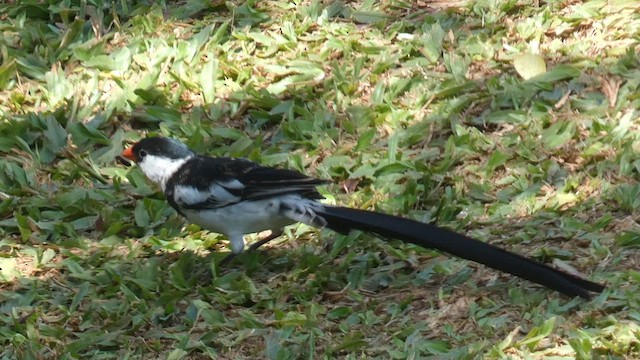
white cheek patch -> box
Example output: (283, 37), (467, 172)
(139, 155), (190, 190)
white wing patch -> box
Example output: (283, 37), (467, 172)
(218, 178), (245, 190)
(174, 182), (244, 208)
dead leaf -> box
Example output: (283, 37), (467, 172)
(601, 76), (622, 108)
(514, 53), (547, 80)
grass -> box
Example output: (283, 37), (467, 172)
(0, 0), (639, 358)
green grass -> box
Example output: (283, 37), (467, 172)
(1, 0), (639, 358)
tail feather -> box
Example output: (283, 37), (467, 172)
(318, 206), (604, 299)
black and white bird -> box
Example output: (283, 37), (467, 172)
(120, 136), (604, 299)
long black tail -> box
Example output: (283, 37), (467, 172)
(317, 206), (604, 299)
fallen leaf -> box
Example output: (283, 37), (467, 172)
(514, 53), (547, 80)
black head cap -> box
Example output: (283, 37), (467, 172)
(123, 137), (194, 163)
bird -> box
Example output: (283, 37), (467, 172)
(120, 136), (605, 299)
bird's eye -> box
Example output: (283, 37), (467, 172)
(139, 149), (148, 158)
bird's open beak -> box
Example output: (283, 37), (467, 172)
(117, 146), (136, 167)
(121, 147), (135, 161)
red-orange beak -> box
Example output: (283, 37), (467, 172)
(121, 146), (136, 161)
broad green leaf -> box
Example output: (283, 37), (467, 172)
(92, 129), (125, 165)
(57, 19), (85, 53)
(16, 55), (48, 80)
(67, 122), (110, 147)
(63, 259), (91, 279)
(134, 200), (150, 227)
(419, 23), (445, 63)
(355, 128), (377, 151)
(469, 182), (495, 202)
(70, 216), (97, 230)
(69, 282), (90, 313)
(486, 150), (509, 171)
(371, 82), (385, 104)
(0, 58), (17, 88)
(189, 24), (214, 60)
(327, 307), (353, 320)
(525, 64), (581, 86)
(350, 163), (377, 179)
(376, 162), (414, 176)
(227, 136), (254, 156)
(43, 115), (67, 155)
(211, 128), (245, 140)
(351, 11), (388, 24)
(142, 106), (182, 123)
(542, 121), (575, 149)
(167, 348), (188, 360)
(443, 53), (470, 81)
(616, 231), (640, 247)
(200, 58), (218, 104)
(332, 336), (368, 352)
(269, 100), (294, 115)
(482, 110), (529, 124)
(261, 64), (294, 75)
(40, 248), (56, 266)
(73, 41), (108, 62)
(111, 47), (132, 71)
(210, 20), (230, 45)
(516, 317), (556, 349)
(84, 55), (117, 71)
(247, 32), (275, 45)
(264, 61), (324, 94)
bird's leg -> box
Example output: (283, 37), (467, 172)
(219, 229), (284, 266)
(218, 234), (246, 266)
(219, 252), (238, 266)
(247, 229), (284, 253)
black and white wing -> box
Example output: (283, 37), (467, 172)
(165, 156), (329, 211)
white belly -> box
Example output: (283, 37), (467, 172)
(180, 198), (297, 235)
